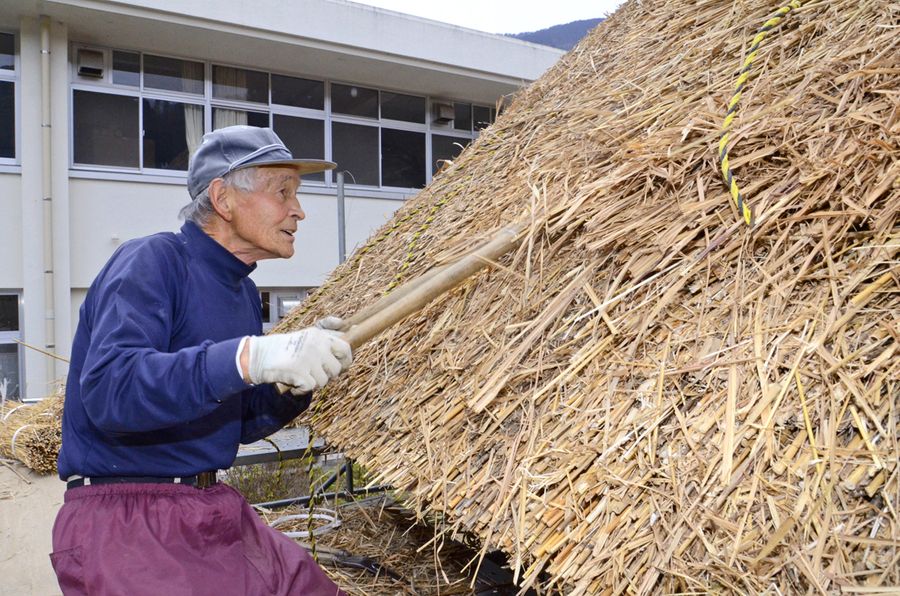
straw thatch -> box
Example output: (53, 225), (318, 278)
(276, 0), (899, 592)
(0, 393), (64, 475)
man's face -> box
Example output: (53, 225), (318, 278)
(227, 166), (304, 262)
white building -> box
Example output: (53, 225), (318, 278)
(0, 1), (563, 400)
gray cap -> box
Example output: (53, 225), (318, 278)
(187, 125), (336, 199)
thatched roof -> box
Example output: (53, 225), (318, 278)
(284, 0), (899, 592)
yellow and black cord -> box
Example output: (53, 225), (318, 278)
(384, 193), (451, 292)
(718, 0), (802, 226)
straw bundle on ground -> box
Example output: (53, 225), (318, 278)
(276, 0), (899, 592)
(0, 394), (64, 475)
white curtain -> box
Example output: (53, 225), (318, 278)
(214, 108), (248, 131)
(180, 59), (205, 162)
(181, 60), (204, 95)
(184, 104), (204, 157)
(215, 66), (249, 101)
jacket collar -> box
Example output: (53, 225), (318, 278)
(180, 221), (256, 288)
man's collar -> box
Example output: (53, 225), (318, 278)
(180, 221), (256, 288)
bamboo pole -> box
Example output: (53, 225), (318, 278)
(342, 225), (524, 349)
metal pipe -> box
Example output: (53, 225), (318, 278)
(344, 459), (354, 494)
(40, 16), (56, 383)
(252, 485), (393, 510)
(336, 171), (346, 263)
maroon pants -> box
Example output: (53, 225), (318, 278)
(51, 482), (345, 596)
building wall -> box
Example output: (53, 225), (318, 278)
(68, 178), (186, 287)
(69, 179), (404, 290)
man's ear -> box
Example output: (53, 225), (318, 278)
(208, 178), (234, 222)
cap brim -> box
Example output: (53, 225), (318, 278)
(233, 159), (337, 176)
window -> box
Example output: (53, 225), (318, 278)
(332, 83), (378, 118)
(273, 115), (325, 182)
(112, 51), (140, 86)
(432, 134), (468, 175)
(382, 129), (425, 188)
(473, 105), (495, 131)
(70, 45), (488, 189)
(73, 90), (139, 167)
(212, 107), (268, 130)
(333, 123), (379, 186)
(0, 294), (22, 403)
(0, 81), (13, 159)
(73, 51), (203, 172)
(272, 75), (323, 110)
(213, 66), (268, 103)
(0, 34), (13, 71)
(260, 290), (312, 332)
(144, 54), (203, 95)
(0, 32), (16, 160)
(143, 99), (203, 170)
(453, 102), (472, 132)
(381, 92), (425, 123)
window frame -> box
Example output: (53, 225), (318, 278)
(430, 131), (471, 177)
(260, 289), (314, 333)
(70, 46), (208, 176)
(69, 44), (487, 191)
(0, 30), (19, 166)
(0, 292), (25, 403)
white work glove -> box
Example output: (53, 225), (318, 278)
(315, 316), (345, 332)
(247, 324), (352, 393)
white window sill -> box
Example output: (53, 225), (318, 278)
(67, 169), (417, 201)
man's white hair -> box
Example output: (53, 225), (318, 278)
(179, 168), (261, 227)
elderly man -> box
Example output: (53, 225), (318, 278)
(51, 126), (351, 595)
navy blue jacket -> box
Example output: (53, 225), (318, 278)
(57, 221), (309, 479)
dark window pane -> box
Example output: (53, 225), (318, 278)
(212, 108), (268, 130)
(0, 81), (13, 158)
(249, 112), (268, 127)
(381, 128), (425, 188)
(381, 92), (424, 123)
(272, 75), (323, 110)
(143, 99), (203, 171)
(273, 115), (325, 182)
(331, 84), (377, 118)
(454, 102), (471, 131)
(260, 292), (271, 322)
(112, 51), (140, 86)
(432, 135), (468, 176)
(0, 344), (20, 399)
(473, 105), (492, 131)
(332, 122), (378, 186)
(0, 33), (13, 71)
(213, 66), (268, 103)
(73, 91), (139, 167)
(144, 55), (203, 94)
(0, 295), (18, 331)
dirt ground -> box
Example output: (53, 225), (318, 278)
(0, 462), (64, 595)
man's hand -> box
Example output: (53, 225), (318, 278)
(243, 326), (352, 393)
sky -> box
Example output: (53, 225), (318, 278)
(351, 1), (626, 35)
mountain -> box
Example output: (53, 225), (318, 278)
(508, 18), (604, 51)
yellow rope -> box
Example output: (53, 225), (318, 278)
(384, 194), (451, 293)
(718, 0), (802, 226)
